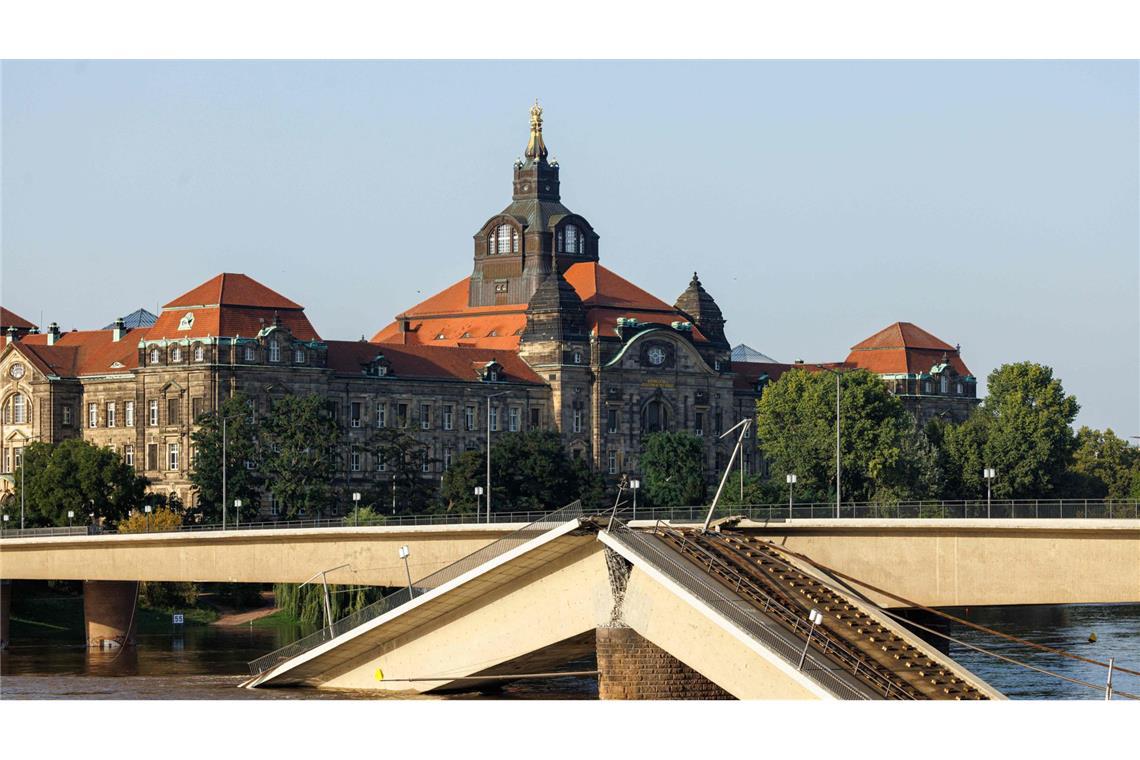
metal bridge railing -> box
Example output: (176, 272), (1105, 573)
(604, 520), (873, 700)
(2, 498), (1134, 541)
(246, 500), (586, 677)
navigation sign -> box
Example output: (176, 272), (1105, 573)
(172, 613), (185, 625)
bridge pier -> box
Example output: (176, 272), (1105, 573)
(596, 626), (732, 700)
(83, 580), (139, 649)
(0, 580), (10, 650)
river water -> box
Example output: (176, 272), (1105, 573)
(2, 604), (1136, 700)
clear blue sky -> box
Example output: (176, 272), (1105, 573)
(2, 61), (1137, 435)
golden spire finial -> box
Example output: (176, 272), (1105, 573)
(525, 99), (548, 161)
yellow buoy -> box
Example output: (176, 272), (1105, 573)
(374, 667), (384, 681)
(1088, 632), (1098, 643)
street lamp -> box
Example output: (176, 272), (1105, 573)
(983, 467), (996, 518)
(144, 504), (152, 533)
(233, 499), (242, 529)
(352, 491), (361, 526)
(2, 514), (7, 535)
(485, 391), (510, 522)
(702, 418), (753, 532)
(798, 608), (824, 670)
(813, 365), (851, 518)
(786, 473), (797, 510)
(67, 510), (74, 529)
(629, 479), (640, 521)
(474, 486), (484, 522)
(299, 563), (352, 638)
(398, 545), (415, 598)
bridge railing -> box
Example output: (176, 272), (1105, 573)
(2, 499), (1135, 541)
(246, 499), (586, 677)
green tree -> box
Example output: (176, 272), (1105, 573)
(367, 427), (439, 514)
(440, 430), (603, 513)
(1066, 427), (1139, 500)
(9, 439), (148, 527)
(640, 431), (707, 507)
(259, 394), (341, 519)
(755, 368), (925, 502)
(189, 392), (261, 522)
(943, 362), (1079, 498)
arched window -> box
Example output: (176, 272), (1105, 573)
(641, 398), (670, 433)
(4, 393), (28, 425)
(194, 345), (204, 362)
(171, 345), (181, 363)
(564, 224), (580, 254)
(489, 224), (519, 255)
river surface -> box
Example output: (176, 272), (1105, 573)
(2, 604), (1137, 700)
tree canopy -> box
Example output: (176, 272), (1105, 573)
(189, 391), (261, 522)
(258, 394), (341, 518)
(440, 430), (603, 512)
(367, 427), (438, 514)
(639, 431), (707, 507)
(6, 438), (148, 527)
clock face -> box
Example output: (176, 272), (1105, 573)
(647, 347), (666, 366)
(9, 362), (25, 379)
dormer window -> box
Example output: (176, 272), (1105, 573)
(150, 348), (160, 364)
(194, 345), (204, 362)
(171, 346), (181, 363)
(481, 361), (503, 383)
(178, 312), (194, 331)
(244, 344), (256, 362)
(489, 224), (519, 255)
(562, 224), (581, 254)
(294, 348), (305, 364)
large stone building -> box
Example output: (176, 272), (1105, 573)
(0, 105), (978, 514)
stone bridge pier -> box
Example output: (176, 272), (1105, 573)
(82, 580), (139, 649)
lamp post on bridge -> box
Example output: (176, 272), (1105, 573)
(352, 491), (361, 526)
(485, 391), (509, 523)
(474, 486), (484, 522)
(813, 365), (852, 518)
(786, 473), (797, 511)
(67, 510), (74, 529)
(983, 467), (997, 518)
(798, 608), (824, 671)
(144, 504), (152, 533)
(398, 545), (415, 598)
(300, 563), (352, 638)
(629, 479), (640, 521)
(233, 499), (242, 529)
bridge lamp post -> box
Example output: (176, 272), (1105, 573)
(813, 365), (852, 518)
(233, 499), (242, 529)
(798, 608), (824, 671)
(144, 504), (152, 533)
(352, 491), (361, 526)
(474, 486), (484, 522)
(300, 563), (352, 639)
(983, 468), (997, 518)
(629, 479), (640, 521)
(219, 413), (244, 532)
(67, 510), (74, 529)
(398, 545), (415, 598)
(485, 391), (510, 523)
(786, 473), (797, 511)
(2, 514), (7, 535)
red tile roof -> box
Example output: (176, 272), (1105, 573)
(1, 307), (36, 331)
(846, 322), (972, 376)
(371, 262), (706, 348)
(17, 330), (139, 377)
(327, 341), (545, 385)
(164, 273), (303, 310)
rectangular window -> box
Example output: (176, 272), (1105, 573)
(695, 411), (705, 436)
(465, 405), (476, 431)
(125, 401), (134, 427)
(268, 341), (280, 363)
(62, 404), (72, 427)
(508, 407), (520, 432)
(124, 445), (134, 468)
(350, 448), (361, 472)
(572, 409), (583, 434)
(607, 408), (618, 434)
(420, 449), (430, 473)
(443, 448), (453, 470)
(608, 450), (618, 475)
(376, 403), (387, 428)
(269, 494), (281, 517)
(192, 397), (205, 422)
(443, 405), (454, 431)
(168, 443), (180, 471)
(489, 406), (499, 432)
(88, 403), (98, 428)
(244, 344), (256, 362)
(351, 402), (362, 428)
(397, 403), (409, 428)
(377, 455), (387, 472)
(530, 408), (540, 428)
(147, 443), (158, 471)
(167, 397), (179, 426)
(148, 400), (158, 426)
(325, 400), (339, 421)
(107, 402), (116, 428)
(420, 403), (431, 430)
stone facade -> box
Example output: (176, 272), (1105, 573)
(596, 626), (733, 700)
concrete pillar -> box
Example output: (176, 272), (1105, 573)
(83, 580), (139, 649)
(595, 626), (733, 700)
(0, 580), (11, 650)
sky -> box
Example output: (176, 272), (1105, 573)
(2, 60), (1137, 435)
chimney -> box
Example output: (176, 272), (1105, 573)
(46, 321), (61, 346)
(5, 326), (16, 346)
(112, 318), (126, 342)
